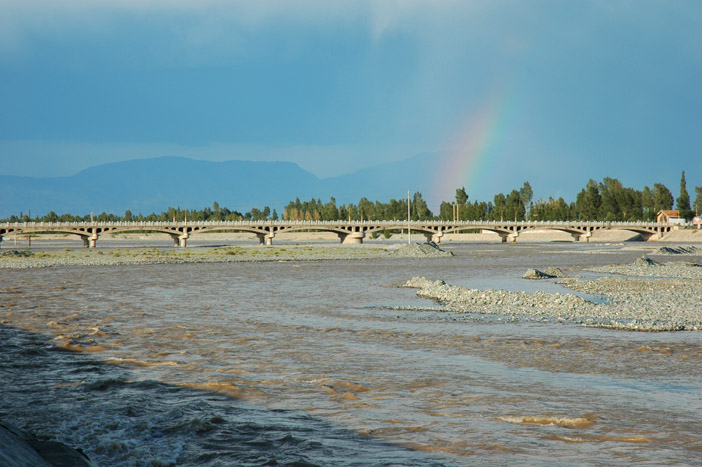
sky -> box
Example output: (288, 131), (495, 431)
(1, 0), (700, 205)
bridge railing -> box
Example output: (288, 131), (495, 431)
(0, 220), (686, 228)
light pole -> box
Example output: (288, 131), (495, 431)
(407, 190), (411, 244)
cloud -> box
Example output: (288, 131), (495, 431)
(0, 0), (493, 63)
(0, 1), (354, 66)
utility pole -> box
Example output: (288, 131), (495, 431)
(407, 190), (411, 244)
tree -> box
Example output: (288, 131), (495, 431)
(452, 187), (469, 220)
(676, 171), (693, 220)
(575, 180), (601, 221)
(358, 197), (374, 220)
(519, 181), (533, 217)
(532, 197), (571, 220)
(493, 193), (507, 220)
(323, 197), (339, 220)
(411, 192), (433, 220)
(621, 187), (643, 220)
(506, 190), (525, 221)
(695, 186), (702, 215)
(653, 183), (674, 213)
(641, 186), (654, 221)
(455, 187), (468, 205)
(439, 201), (453, 221)
(599, 178), (625, 221)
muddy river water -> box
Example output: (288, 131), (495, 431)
(1, 242), (701, 465)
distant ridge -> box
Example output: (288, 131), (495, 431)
(0, 154), (444, 218)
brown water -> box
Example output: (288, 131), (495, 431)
(1, 242), (701, 466)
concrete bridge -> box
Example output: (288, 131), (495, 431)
(0, 220), (679, 248)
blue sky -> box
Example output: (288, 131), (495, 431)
(1, 0), (700, 204)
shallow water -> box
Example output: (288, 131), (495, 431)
(1, 242), (701, 466)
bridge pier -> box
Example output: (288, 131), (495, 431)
(640, 231), (659, 242)
(257, 233), (275, 246)
(573, 232), (591, 242)
(499, 232), (519, 243)
(424, 231), (443, 244)
(82, 232), (99, 248)
(169, 231), (189, 247)
(339, 232), (365, 244)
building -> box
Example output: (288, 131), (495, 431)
(693, 216), (701, 229)
(656, 210), (683, 224)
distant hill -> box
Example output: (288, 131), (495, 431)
(0, 154), (447, 218)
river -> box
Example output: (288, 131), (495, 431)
(1, 242), (701, 466)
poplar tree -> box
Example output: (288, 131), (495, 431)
(653, 183), (674, 213)
(455, 187), (468, 205)
(641, 187), (654, 220)
(676, 171), (693, 220)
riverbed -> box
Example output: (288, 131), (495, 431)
(1, 242), (701, 465)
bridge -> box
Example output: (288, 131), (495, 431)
(0, 220), (680, 248)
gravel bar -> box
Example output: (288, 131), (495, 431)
(403, 258), (702, 332)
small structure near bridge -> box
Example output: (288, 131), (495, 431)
(656, 210), (683, 225)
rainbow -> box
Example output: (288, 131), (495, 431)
(432, 86), (512, 205)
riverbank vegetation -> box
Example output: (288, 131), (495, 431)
(4, 173), (700, 224)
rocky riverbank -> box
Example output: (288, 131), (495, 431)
(0, 421), (94, 466)
(402, 258), (702, 332)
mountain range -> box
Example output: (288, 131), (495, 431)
(0, 154), (446, 218)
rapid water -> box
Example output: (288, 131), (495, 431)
(1, 243), (701, 466)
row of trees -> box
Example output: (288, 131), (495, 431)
(8, 202), (278, 224)
(437, 173), (700, 223)
(282, 192), (432, 221)
(4, 172), (701, 224)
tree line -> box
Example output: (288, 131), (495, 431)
(438, 172), (700, 223)
(4, 172), (701, 224)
